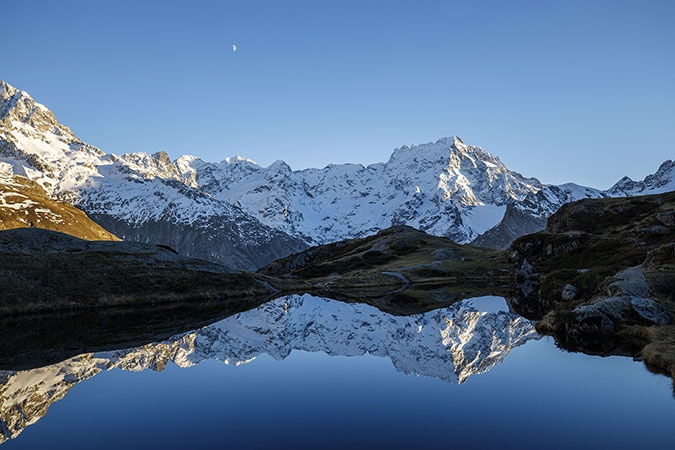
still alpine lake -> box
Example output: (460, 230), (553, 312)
(1, 294), (673, 449)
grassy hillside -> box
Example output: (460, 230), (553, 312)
(510, 192), (674, 306)
(259, 225), (513, 313)
(0, 170), (118, 241)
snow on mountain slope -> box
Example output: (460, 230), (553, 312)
(164, 294), (538, 384)
(0, 294), (537, 443)
(175, 136), (599, 245)
(2, 79), (672, 257)
(0, 80), (305, 268)
(606, 160), (675, 197)
(473, 161), (674, 249)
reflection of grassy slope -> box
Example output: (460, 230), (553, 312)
(0, 300), (269, 370)
(643, 326), (675, 380)
(0, 173), (118, 241)
(311, 282), (513, 317)
(509, 191), (675, 380)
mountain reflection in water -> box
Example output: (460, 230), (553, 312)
(0, 294), (536, 444)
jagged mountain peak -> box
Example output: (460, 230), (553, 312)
(0, 80), (75, 143)
(0, 80), (25, 104)
(607, 159), (675, 196)
(267, 159), (293, 173)
(223, 155), (257, 165)
(152, 150), (171, 163)
(1, 80), (45, 117)
(390, 136), (495, 162)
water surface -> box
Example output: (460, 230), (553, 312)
(1, 294), (673, 449)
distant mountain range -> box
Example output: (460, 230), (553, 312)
(1, 80), (673, 268)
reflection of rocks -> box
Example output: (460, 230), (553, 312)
(0, 295), (537, 444)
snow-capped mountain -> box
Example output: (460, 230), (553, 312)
(176, 146), (672, 249)
(174, 137), (605, 246)
(0, 80), (305, 269)
(606, 160), (675, 197)
(0, 294), (538, 443)
(1, 79), (673, 264)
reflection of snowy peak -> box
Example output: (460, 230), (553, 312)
(169, 294), (538, 383)
(0, 295), (537, 443)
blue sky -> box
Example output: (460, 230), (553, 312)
(3, 0), (674, 188)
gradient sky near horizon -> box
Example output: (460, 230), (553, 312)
(3, 0), (674, 188)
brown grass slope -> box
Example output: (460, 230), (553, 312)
(260, 225), (510, 280)
(0, 172), (118, 241)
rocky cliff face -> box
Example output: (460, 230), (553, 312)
(0, 294), (538, 443)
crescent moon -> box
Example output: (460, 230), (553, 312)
(232, 44), (237, 52)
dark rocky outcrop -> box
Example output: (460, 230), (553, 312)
(471, 203), (548, 249)
(0, 228), (275, 314)
(508, 191), (675, 378)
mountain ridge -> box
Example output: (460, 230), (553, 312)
(1, 79), (673, 265)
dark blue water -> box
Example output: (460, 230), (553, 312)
(2, 295), (673, 449)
